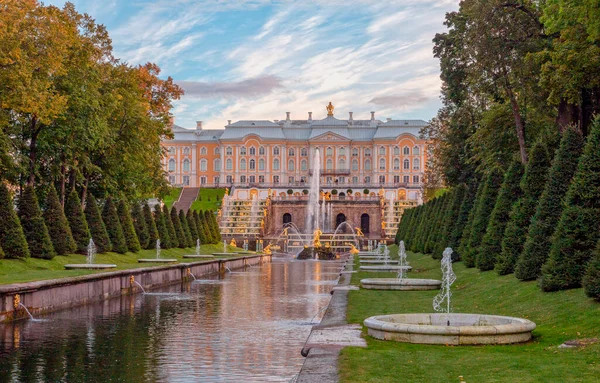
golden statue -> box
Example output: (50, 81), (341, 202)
(263, 207), (267, 216)
(260, 219), (265, 229)
(268, 188), (272, 196)
(355, 227), (363, 237)
(349, 244), (359, 255)
(263, 243), (272, 255)
(326, 102), (334, 116)
(378, 187), (385, 198)
(320, 190), (325, 199)
(282, 227), (288, 236)
(325, 192), (331, 201)
(217, 209), (222, 217)
(381, 221), (386, 229)
(229, 238), (237, 247)
(313, 228), (323, 248)
(225, 188), (229, 195)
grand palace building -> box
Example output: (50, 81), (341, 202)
(161, 104), (428, 203)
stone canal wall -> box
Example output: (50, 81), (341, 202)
(0, 255), (269, 322)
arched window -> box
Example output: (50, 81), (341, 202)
(326, 158), (333, 170)
(394, 146), (400, 155)
(379, 146), (386, 155)
(352, 148), (359, 157)
(393, 158), (400, 170)
(200, 159), (207, 171)
(365, 159), (371, 171)
(288, 148), (295, 156)
(288, 159), (295, 171)
(214, 147), (220, 155)
(326, 147), (333, 156)
(249, 146), (256, 155)
(403, 159), (410, 170)
(249, 159), (256, 170)
(184, 147), (190, 155)
(352, 159), (358, 171)
(413, 158), (420, 170)
(259, 159), (265, 170)
(240, 147), (247, 155)
(301, 159), (307, 171)
(168, 147), (175, 155)
(226, 158), (232, 170)
(240, 159), (246, 170)
(365, 148), (371, 157)
(403, 146), (410, 155)
(413, 146), (420, 155)
(273, 146), (280, 155)
(339, 147), (346, 156)
(301, 147), (308, 156)
(168, 158), (175, 171)
(183, 159), (190, 172)
(283, 213), (292, 225)
(200, 147), (207, 155)
(214, 159), (221, 171)
(339, 158), (346, 169)
(259, 146), (265, 155)
(273, 158), (280, 170)
(379, 158), (385, 170)
(226, 146), (233, 155)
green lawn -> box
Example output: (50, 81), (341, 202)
(190, 188), (225, 211)
(339, 245), (600, 383)
(0, 244), (249, 285)
(163, 187), (182, 209)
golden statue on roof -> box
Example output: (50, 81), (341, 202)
(326, 102), (334, 116)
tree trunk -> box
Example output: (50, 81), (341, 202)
(505, 86), (528, 164)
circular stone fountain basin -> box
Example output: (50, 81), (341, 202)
(64, 264), (117, 270)
(137, 259), (178, 263)
(183, 254), (214, 258)
(364, 313), (536, 345)
(360, 278), (441, 290)
(360, 260), (395, 265)
(359, 265), (412, 272)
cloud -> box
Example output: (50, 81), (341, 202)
(369, 92), (429, 107)
(177, 75), (284, 99)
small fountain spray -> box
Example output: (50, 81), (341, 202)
(87, 239), (96, 265)
(223, 240), (227, 253)
(196, 239), (201, 255)
(397, 241), (408, 280)
(156, 239), (161, 259)
(433, 248), (456, 322)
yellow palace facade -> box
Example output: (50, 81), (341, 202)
(161, 104), (428, 202)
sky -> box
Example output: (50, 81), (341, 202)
(46, 0), (460, 130)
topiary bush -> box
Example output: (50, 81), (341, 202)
(457, 180), (484, 263)
(180, 209), (193, 247)
(171, 206), (186, 248)
(302, 189), (308, 195)
(18, 185), (56, 259)
(43, 184), (76, 255)
(186, 209), (199, 242)
(65, 189), (90, 254)
(154, 204), (171, 249)
(132, 202), (149, 250)
(102, 197), (127, 254)
(331, 189), (338, 195)
(347, 189), (353, 195)
(0, 183), (30, 259)
(287, 189), (293, 195)
(363, 189), (369, 195)
(85, 193), (112, 253)
(583, 245), (600, 301)
(142, 202), (158, 249)
(163, 204), (178, 248)
(434, 184), (466, 259)
(117, 200), (141, 253)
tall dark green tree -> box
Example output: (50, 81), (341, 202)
(142, 202), (158, 250)
(43, 184), (76, 255)
(0, 183), (30, 259)
(434, 184), (466, 258)
(170, 207), (186, 249)
(180, 209), (193, 247)
(196, 210), (209, 244)
(132, 202), (150, 250)
(425, 195), (448, 254)
(154, 204), (171, 249)
(457, 180), (485, 262)
(0, 244), (4, 259)
(117, 200), (141, 253)
(540, 119), (600, 291)
(85, 193), (111, 253)
(516, 127), (585, 280)
(163, 204), (178, 248)
(210, 210), (222, 243)
(450, 182), (478, 261)
(463, 170), (503, 268)
(186, 209), (199, 242)
(583, 244), (600, 301)
(65, 189), (90, 254)
(102, 197), (127, 254)
(18, 185), (56, 259)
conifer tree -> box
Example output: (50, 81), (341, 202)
(458, 179), (485, 264)
(516, 127), (585, 280)
(65, 189), (90, 254)
(18, 185), (56, 259)
(210, 210), (222, 243)
(415, 198), (437, 253)
(118, 200), (141, 253)
(85, 193), (112, 253)
(202, 210), (214, 244)
(406, 205), (424, 251)
(424, 196), (444, 254)
(449, 182), (478, 261)
(154, 204), (171, 249)
(0, 183), (30, 259)
(170, 206), (186, 248)
(180, 209), (193, 247)
(583, 245), (600, 301)
(0, 244), (4, 259)
(102, 197), (127, 254)
(142, 202), (158, 249)
(475, 159), (524, 270)
(132, 202), (150, 250)
(541, 119), (600, 291)
(434, 184), (466, 258)
(198, 210), (211, 243)
(427, 193), (452, 255)
(163, 204), (178, 248)
(186, 209), (199, 242)
(43, 184), (76, 255)
(462, 170), (503, 267)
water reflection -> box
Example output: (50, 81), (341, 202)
(0, 261), (341, 382)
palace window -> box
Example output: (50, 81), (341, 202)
(288, 159), (295, 171)
(200, 147), (207, 155)
(379, 158), (385, 170)
(403, 146), (410, 155)
(273, 158), (280, 170)
(214, 176), (219, 184)
(413, 175), (420, 183)
(249, 146), (256, 155)
(379, 146), (386, 155)
(289, 176), (294, 184)
(326, 147), (333, 156)
(259, 159), (265, 170)
(226, 159), (232, 170)
(393, 175), (400, 183)
(301, 147), (308, 156)
(364, 176), (371, 183)
(168, 147), (176, 155)
(301, 176), (307, 183)
(183, 176), (190, 186)
(339, 147), (346, 156)
(200, 176), (206, 185)
(259, 146), (265, 155)
(352, 148), (359, 157)
(273, 146), (280, 155)
(169, 175), (175, 184)
(289, 148), (295, 156)
(249, 175), (255, 183)
(226, 175), (233, 183)
(393, 158), (400, 170)
(240, 175), (246, 183)
(413, 158), (420, 170)
(404, 175), (410, 183)
(249, 159), (256, 170)
(240, 147), (247, 155)
(413, 146), (420, 155)
(352, 176), (358, 184)
(394, 146), (400, 155)
(379, 175), (385, 183)
(339, 158), (346, 169)
(200, 159), (207, 172)
(365, 148), (371, 157)
(168, 158), (175, 172)
(274, 175), (280, 183)
(240, 159), (246, 170)
(403, 159), (410, 170)
(326, 158), (333, 170)
(183, 159), (190, 172)
(214, 147), (220, 155)
(184, 147), (190, 155)
(301, 159), (307, 171)
(214, 159), (221, 171)
(259, 175), (265, 183)
(226, 146), (232, 155)
(352, 159), (358, 171)
(365, 159), (371, 171)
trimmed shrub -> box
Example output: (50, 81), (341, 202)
(0, 244), (4, 259)
(142, 202), (158, 249)
(180, 209), (193, 247)
(541, 118), (600, 291)
(363, 189), (369, 195)
(462, 170), (503, 268)
(18, 185), (56, 259)
(583, 246), (600, 301)
(331, 189), (338, 195)
(154, 204), (171, 249)
(163, 204), (178, 248)
(449, 182), (478, 261)
(516, 127), (585, 280)
(210, 210), (222, 243)
(434, 185), (466, 259)
(302, 189), (309, 195)
(458, 180), (486, 265)
(425, 195), (447, 254)
(194, 210), (207, 244)
(171, 206), (186, 249)
(347, 189), (353, 195)
(287, 189), (293, 195)
(132, 203), (149, 250)
(43, 184), (76, 255)
(85, 193), (112, 253)
(65, 189), (90, 254)
(117, 200), (141, 253)
(186, 209), (199, 242)
(102, 197), (127, 254)
(0, 183), (30, 259)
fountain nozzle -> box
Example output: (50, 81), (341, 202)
(13, 294), (20, 310)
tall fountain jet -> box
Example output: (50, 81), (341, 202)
(306, 148), (321, 236)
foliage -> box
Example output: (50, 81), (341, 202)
(163, 204), (178, 248)
(0, 183), (30, 259)
(101, 197), (127, 254)
(179, 209), (193, 247)
(18, 185), (56, 259)
(583, 245), (600, 301)
(131, 202), (149, 250)
(434, 184), (466, 258)
(117, 199), (141, 253)
(84, 193), (111, 253)
(43, 184), (76, 255)
(186, 209), (199, 242)
(331, 189), (338, 195)
(64, 189), (90, 254)
(363, 189), (369, 195)
(154, 204), (171, 249)
(142, 202), (158, 249)
(170, 207), (186, 249)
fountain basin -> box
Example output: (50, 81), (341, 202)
(364, 313), (536, 345)
(183, 254), (214, 259)
(358, 251), (379, 256)
(360, 278), (441, 290)
(137, 259), (178, 263)
(359, 265), (412, 273)
(360, 260), (395, 265)
(212, 253), (238, 256)
(64, 264), (116, 270)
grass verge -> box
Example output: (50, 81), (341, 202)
(339, 245), (600, 382)
(163, 187), (182, 209)
(190, 188), (225, 211)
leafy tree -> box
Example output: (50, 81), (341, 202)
(65, 189), (90, 254)
(0, 183), (30, 259)
(163, 204), (178, 248)
(43, 184), (76, 255)
(583, 244), (600, 301)
(117, 200), (141, 253)
(84, 193), (111, 253)
(142, 202), (158, 249)
(154, 204), (171, 249)
(170, 207), (186, 249)
(186, 209), (199, 243)
(180, 209), (193, 247)
(18, 185), (56, 259)
(132, 202), (149, 250)
(102, 197), (127, 254)
(540, 118), (600, 291)
(516, 127), (585, 280)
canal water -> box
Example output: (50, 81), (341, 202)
(0, 260), (343, 382)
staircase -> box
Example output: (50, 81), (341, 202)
(173, 187), (199, 212)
